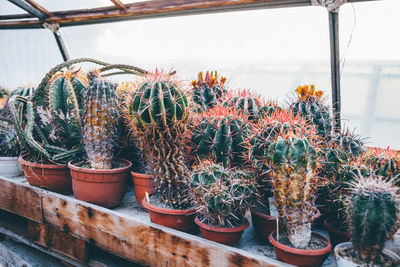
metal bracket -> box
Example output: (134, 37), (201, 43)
(42, 22), (60, 33)
(311, 0), (347, 12)
(42, 23), (70, 62)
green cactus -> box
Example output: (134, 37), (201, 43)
(0, 122), (20, 157)
(266, 135), (319, 248)
(191, 71), (227, 111)
(347, 176), (400, 264)
(331, 127), (365, 160)
(81, 71), (119, 169)
(124, 70), (190, 208)
(290, 84), (332, 139)
(189, 161), (256, 227)
(189, 105), (251, 167)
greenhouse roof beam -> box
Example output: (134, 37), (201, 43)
(7, 0), (48, 21)
(0, 0), (377, 29)
(110, 0), (127, 10)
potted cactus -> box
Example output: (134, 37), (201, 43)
(0, 121), (21, 178)
(124, 70), (196, 232)
(266, 134), (332, 267)
(189, 161), (256, 246)
(334, 176), (400, 266)
(68, 71), (132, 208)
(0, 86), (9, 109)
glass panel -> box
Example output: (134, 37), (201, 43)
(0, 1), (28, 15)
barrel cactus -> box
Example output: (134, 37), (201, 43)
(191, 71), (227, 111)
(290, 84), (332, 139)
(266, 134), (320, 248)
(124, 69), (190, 208)
(189, 105), (251, 167)
(189, 160), (256, 227)
(347, 176), (400, 264)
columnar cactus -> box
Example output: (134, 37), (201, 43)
(191, 71), (227, 111)
(124, 70), (190, 208)
(82, 71), (119, 169)
(361, 147), (400, 184)
(347, 176), (400, 264)
(189, 161), (256, 226)
(290, 84), (332, 139)
(266, 135), (320, 248)
(189, 105), (251, 167)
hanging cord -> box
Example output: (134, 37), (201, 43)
(311, 0), (347, 13)
(339, 3), (357, 80)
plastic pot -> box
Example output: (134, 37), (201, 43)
(195, 216), (249, 246)
(0, 157), (21, 178)
(323, 218), (351, 247)
(334, 242), (400, 267)
(19, 154), (71, 194)
(131, 171), (154, 208)
(69, 159), (131, 208)
(269, 230), (332, 267)
(142, 198), (197, 233)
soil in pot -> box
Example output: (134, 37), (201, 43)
(269, 230), (332, 267)
(69, 159), (132, 208)
(142, 194), (197, 233)
(131, 171), (154, 208)
(323, 218), (351, 247)
(19, 154), (72, 194)
(195, 216), (249, 246)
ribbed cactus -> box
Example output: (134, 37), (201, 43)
(332, 127), (365, 159)
(124, 70), (190, 208)
(347, 176), (400, 264)
(290, 84), (332, 139)
(81, 71), (119, 169)
(189, 161), (256, 226)
(191, 71), (227, 111)
(189, 105), (251, 167)
(223, 89), (280, 123)
(266, 135), (319, 248)
(361, 147), (400, 185)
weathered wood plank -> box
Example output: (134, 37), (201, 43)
(27, 220), (88, 263)
(0, 177), (42, 223)
(41, 191), (287, 267)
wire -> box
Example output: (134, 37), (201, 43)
(340, 3), (357, 80)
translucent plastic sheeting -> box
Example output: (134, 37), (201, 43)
(34, 0), (112, 12)
(0, 1), (28, 15)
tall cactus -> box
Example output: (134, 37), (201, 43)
(82, 71), (119, 169)
(266, 135), (320, 248)
(124, 70), (190, 208)
(189, 105), (251, 167)
(347, 176), (400, 264)
(191, 71), (227, 111)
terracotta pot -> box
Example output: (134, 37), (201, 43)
(195, 216), (249, 246)
(269, 230), (332, 267)
(323, 218), (351, 247)
(131, 171), (154, 208)
(251, 207), (321, 243)
(69, 159), (131, 208)
(142, 198), (197, 233)
(19, 154), (72, 194)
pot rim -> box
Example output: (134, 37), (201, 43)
(142, 197), (196, 215)
(250, 206), (321, 221)
(323, 218), (351, 237)
(334, 242), (400, 263)
(0, 156), (19, 161)
(195, 216), (249, 233)
(269, 230), (332, 256)
(68, 158), (132, 173)
(19, 153), (67, 169)
(130, 171), (151, 179)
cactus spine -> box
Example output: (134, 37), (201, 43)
(191, 71), (227, 111)
(347, 176), (400, 264)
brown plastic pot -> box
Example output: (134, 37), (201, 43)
(131, 171), (154, 208)
(251, 207), (321, 243)
(195, 216), (249, 246)
(323, 218), (351, 247)
(19, 154), (72, 194)
(142, 198), (197, 233)
(269, 230), (332, 267)
(68, 159), (132, 208)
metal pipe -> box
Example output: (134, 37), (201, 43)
(7, 0), (46, 20)
(53, 30), (70, 62)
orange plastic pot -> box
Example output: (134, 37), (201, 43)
(131, 171), (154, 208)
(142, 198), (197, 233)
(19, 154), (72, 194)
(323, 218), (351, 247)
(195, 216), (249, 246)
(269, 230), (332, 267)
(69, 159), (132, 208)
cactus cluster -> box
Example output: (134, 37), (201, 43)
(0, 86), (9, 109)
(124, 70), (190, 208)
(191, 71), (227, 111)
(189, 161), (256, 227)
(290, 84), (332, 139)
(347, 176), (400, 264)
(0, 122), (19, 157)
(266, 134), (320, 248)
(81, 71), (119, 169)
(189, 105), (251, 167)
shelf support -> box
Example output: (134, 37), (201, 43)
(43, 23), (70, 62)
